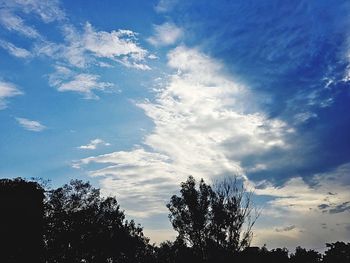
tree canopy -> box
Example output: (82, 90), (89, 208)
(44, 179), (154, 263)
(167, 176), (258, 261)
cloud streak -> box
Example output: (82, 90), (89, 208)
(56, 73), (114, 99)
(0, 9), (41, 39)
(1, 0), (65, 23)
(16, 117), (46, 132)
(0, 40), (31, 58)
(39, 23), (151, 70)
(78, 138), (110, 150)
(48, 66), (115, 99)
(0, 81), (23, 109)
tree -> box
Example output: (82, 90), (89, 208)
(290, 246), (321, 263)
(323, 242), (350, 263)
(0, 178), (45, 263)
(268, 247), (289, 263)
(210, 177), (257, 252)
(167, 176), (213, 260)
(44, 179), (154, 263)
(166, 176), (258, 261)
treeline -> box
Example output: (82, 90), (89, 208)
(0, 177), (349, 263)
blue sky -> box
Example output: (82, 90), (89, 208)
(1, 0), (350, 250)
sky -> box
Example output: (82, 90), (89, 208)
(0, 0), (350, 251)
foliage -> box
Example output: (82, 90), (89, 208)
(0, 178), (45, 263)
(323, 242), (350, 263)
(167, 176), (258, 261)
(44, 179), (154, 263)
(290, 246), (322, 263)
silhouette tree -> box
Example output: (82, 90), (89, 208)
(155, 238), (199, 263)
(167, 176), (212, 260)
(155, 241), (176, 263)
(44, 179), (154, 263)
(323, 242), (350, 263)
(167, 176), (258, 261)
(268, 247), (290, 263)
(290, 246), (321, 263)
(210, 177), (257, 252)
(0, 178), (45, 263)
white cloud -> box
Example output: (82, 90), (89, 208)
(0, 81), (23, 109)
(76, 148), (180, 217)
(83, 23), (150, 69)
(51, 23), (150, 70)
(0, 40), (31, 58)
(16, 117), (46, 132)
(0, 9), (41, 38)
(59, 24), (90, 68)
(13, 19), (150, 70)
(48, 65), (115, 99)
(76, 46), (292, 219)
(84, 24), (143, 58)
(48, 65), (73, 87)
(78, 138), (110, 150)
(53, 72), (114, 99)
(41, 23), (150, 97)
(147, 22), (182, 46)
(33, 40), (63, 59)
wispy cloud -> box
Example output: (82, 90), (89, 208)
(16, 117), (46, 132)
(34, 22), (151, 70)
(155, 0), (177, 13)
(147, 22), (182, 46)
(48, 65), (73, 87)
(0, 9), (41, 38)
(0, 40), (31, 58)
(57, 74), (113, 98)
(1, 0), (65, 23)
(0, 81), (23, 109)
(78, 138), (110, 150)
(275, 225), (296, 232)
(49, 66), (115, 99)
(293, 111), (318, 124)
(41, 23), (150, 70)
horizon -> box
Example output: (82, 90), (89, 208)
(0, 0), (349, 251)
